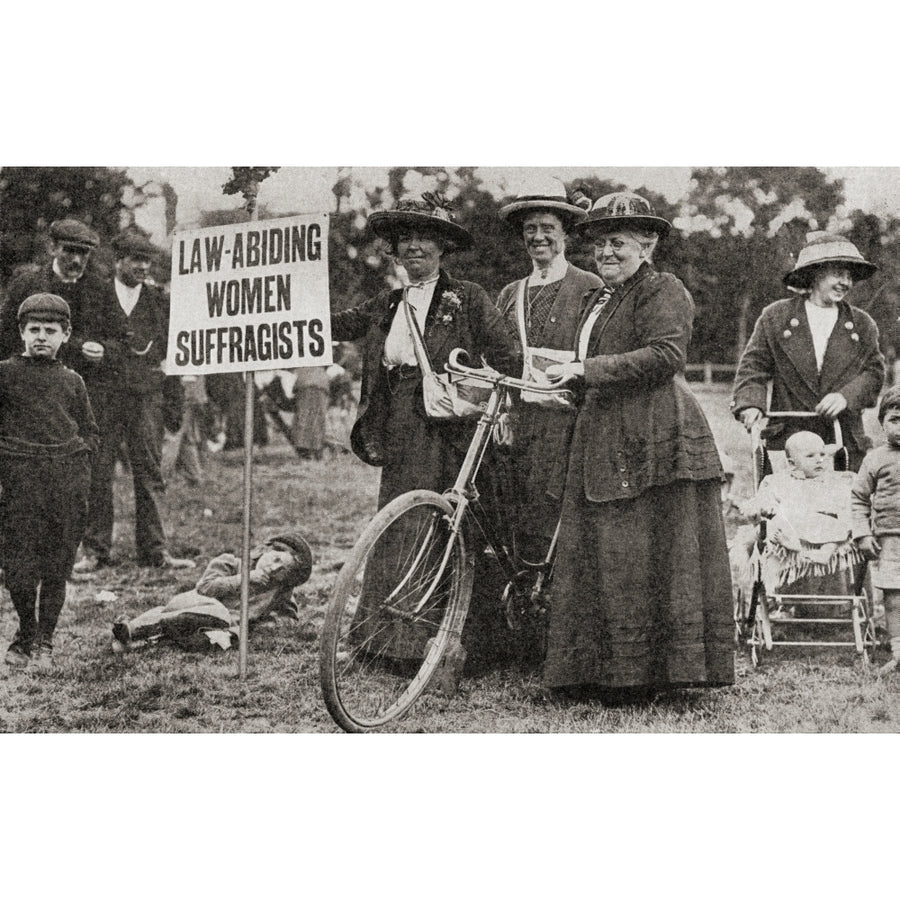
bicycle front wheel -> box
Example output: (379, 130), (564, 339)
(319, 490), (472, 732)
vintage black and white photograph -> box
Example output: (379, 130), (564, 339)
(1, 163), (899, 734)
(3, 11), (898, 896)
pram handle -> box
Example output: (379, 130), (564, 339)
(752, 410), (844, 448)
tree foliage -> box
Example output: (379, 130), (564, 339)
(0, 166), (135, 283)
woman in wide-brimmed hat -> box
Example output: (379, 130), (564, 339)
(541, 191), (734, 700)
(493, 177), (601, 663)
(732, 231), (884, 470)
(330, 192), (516, 661)
(332, 192), (515, 493)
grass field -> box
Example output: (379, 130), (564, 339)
(1, 386), (897, 733)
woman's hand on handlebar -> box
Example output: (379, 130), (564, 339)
(739, 407), (763, 431)
(544, 361), (585, 384)
(815, 392), (848, 419)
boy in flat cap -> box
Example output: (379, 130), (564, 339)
(0, 293), (99, 669)
(75, 229), (193, 572)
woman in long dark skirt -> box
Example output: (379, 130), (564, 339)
(543, 192), (734, 702)
(331, 194), (517, 663)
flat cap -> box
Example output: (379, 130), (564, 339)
(18, 292), (71, 322)
(112, 230), (156, 259)
(265, 530), (313, 583)
(49, 218), (100, 249)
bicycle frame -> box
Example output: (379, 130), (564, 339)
(438, 350), (573, 605)
(318, 351), (577, 730)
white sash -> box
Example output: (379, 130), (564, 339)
(514, 277), (575, 408)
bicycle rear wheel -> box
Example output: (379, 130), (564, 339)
(319, 490), (472, 732)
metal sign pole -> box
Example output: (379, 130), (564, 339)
(238, 191), (260, 680)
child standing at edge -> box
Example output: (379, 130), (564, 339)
(852, 384), (900, 675)
(0, 293), (98, 670)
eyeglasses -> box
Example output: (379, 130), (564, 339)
(593, 237), (640, 252)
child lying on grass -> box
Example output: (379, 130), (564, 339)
(111, 531), (312, 652)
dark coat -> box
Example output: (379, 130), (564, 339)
(496, 263), (602, 353)
(87, 279), (171, 396)
(553, 262), (722, 505)
(731, 295), (884, 467)
(331, 268), (517, 467)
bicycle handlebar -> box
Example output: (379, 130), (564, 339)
(445, 348), (574, 397)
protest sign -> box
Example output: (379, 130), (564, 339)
(167, 213), (332, 374)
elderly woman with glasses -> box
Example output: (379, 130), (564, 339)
(542, 192), (734, 702)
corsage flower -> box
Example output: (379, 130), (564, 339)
(436, 289), (462, 325)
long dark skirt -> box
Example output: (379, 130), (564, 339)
(544, 478), (735, 691)
(356, 380), (466, 659)
(506, 404), (575, 561)
(358, 379), (507, 665)
(377, 379), (466, 507)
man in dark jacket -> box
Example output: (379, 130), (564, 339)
(0, 219), (104, 365)
(74, 231), (194, 573)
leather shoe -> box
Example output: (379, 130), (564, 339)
(878, 657), (899, 677)
(73, 554), (109, 574)
(5, 640), (31, 668)
(143, 551), (196, 570)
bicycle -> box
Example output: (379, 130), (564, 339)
(318, 349), (572, 732)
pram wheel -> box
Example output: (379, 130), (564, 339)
(853, 588), (880, 666)
(743, 579), (771, 666)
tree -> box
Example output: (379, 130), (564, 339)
(845, 209), (900, 361)
(0, 166), (137, 284)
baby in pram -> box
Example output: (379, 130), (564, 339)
(732, 431), (860, 598)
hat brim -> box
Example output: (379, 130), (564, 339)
(368, 210), (474, 253)
(573, 214), (672, 239)
(783, 258), (878, 289)
(499, 199), (588, 230)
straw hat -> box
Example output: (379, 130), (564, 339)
(498, 174), (591, 231)
(368, 192), (473, 253)
(573, 191), (672, 239)
(783, 231), (877, 289)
